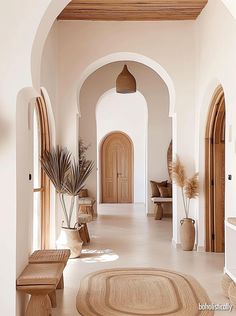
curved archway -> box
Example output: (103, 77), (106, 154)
(31, 0), (70, 89)
(77, 52), (176, 117)
(205, 85), (225, 252)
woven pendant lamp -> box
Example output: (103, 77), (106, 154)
(116, 65), (136, 93)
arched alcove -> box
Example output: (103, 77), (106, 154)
(79, 62), (171, 215)
(77, 52), (175, 117)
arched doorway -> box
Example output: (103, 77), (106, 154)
(205, 86), (225, 252)
(101, 132), (133, 203)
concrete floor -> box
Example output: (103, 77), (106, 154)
(53, 204), (234, 315)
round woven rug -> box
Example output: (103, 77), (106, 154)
(76, 268), (213, 315)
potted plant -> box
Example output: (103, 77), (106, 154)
(170, 156), (199, 251)
(41, 145), (94, 258)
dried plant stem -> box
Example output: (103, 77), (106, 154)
(181, 188), (187, 218)
(59, 193), (70, 228)
(187, 199), (191, 218)
(68, 195), (75, 228)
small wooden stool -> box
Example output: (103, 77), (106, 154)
(29, 249), (70, 307)
(78, 214), (92, 243)
(17, 263), (64, 316)
(78, 197), (96, 218)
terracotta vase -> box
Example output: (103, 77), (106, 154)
(180, 218), (195, 251)
(56, 227), (83, 258)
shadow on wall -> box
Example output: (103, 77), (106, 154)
(0, 105), (11, 149)
(16, 87), (40, 316)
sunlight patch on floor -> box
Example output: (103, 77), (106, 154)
(80, 248), (119, 263)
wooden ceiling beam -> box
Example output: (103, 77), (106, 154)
(58, 0), (208, 21)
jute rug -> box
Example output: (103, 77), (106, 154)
(76, 268), (213, 315)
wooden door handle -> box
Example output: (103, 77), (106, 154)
(117, 173), (122, 177)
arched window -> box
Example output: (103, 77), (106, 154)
(33, 92), (51, 250)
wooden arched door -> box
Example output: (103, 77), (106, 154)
(205, 87), (225, 252)
(101, 132), (133, 203)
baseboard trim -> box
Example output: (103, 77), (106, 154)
(172, 239), (181, 249)
(197, 246), (205, 252)
(172, 240), (199, 251)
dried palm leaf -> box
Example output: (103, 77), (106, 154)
(64, 160), (94, 196)
(41, 146), (71, 193)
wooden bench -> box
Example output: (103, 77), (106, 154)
(28, 249), (70, 307)
(17, 263), (65, 316)
(151, 197), (172, 220)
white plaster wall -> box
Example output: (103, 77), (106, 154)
(221, 0), (236, 19)
(40, 22), (59, 124)
(196, 0), (236, 248)
(0, 2), (65, 314)
(96, 89), (147, 204)
(0, 1), (70, 313)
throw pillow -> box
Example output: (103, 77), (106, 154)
(159, 186), (171, 198)
(150, 180), (168, 197)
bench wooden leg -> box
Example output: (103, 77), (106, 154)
(26, 293), (52, 316)
(48, 290), (57, 308)
(155, 203), (163, 220)
(79, 225), (87, 243)
(79, 224), (90, 243)
(56, 274), (64, 290)
(84, 223), (90, 243)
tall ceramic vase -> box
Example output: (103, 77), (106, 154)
(180, 218), (195, 251)
(56, 227), (83, 258)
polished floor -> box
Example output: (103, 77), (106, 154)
(53, 204), (234, 315)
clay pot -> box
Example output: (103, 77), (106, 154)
(228, 282), (236, 308)
(180, 218), (195, 251)
(56, 227), (83, 258)
(221, 274), (233, 298)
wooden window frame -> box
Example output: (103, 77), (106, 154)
(34, 94), (51, 249)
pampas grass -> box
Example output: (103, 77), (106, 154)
(170, 156), (199, 218)
(169, 156), (186, 188)
(185, 173), (199, 199)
